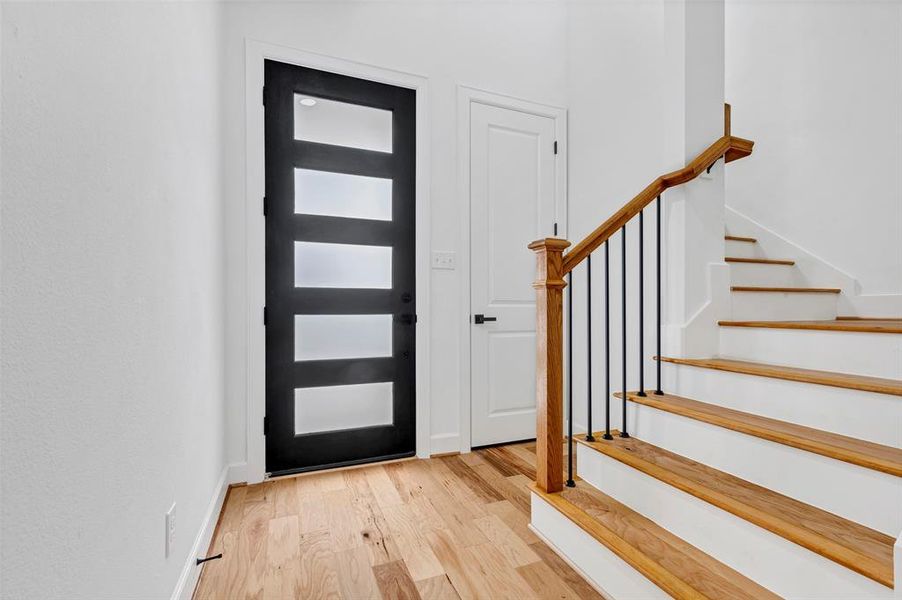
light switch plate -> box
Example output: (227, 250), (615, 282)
(431, 251), (456, 270)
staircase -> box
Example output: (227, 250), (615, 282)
(526, 106), (902, 598)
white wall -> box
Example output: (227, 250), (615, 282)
(221, 1), (569, 465)
(726, 0), (902, 297)
(564, 0), (728, 431)
(1, 3), (226, 598)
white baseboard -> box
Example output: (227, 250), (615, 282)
(430, 432), (461, 455)
(170, 462), (245, 600)
(227, 461), (248, 485)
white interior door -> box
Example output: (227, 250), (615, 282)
(469, 101), (559, 447)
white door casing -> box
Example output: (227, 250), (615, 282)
(469, 100), (561, 447)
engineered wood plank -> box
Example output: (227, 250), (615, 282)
(296, 486), (328, 534)
(271, 477), (299, 518)
(472, 513), (540, 568)
(516, 560), (582, 600)
(263, 515), (302, 598)
(483, 499), (539, 544)
(414, 574), (461, 600)
(382, 503), (445, 581)
(324, 488), (362, 552)
(718, 319), (902, 334)
(366, 465), (405, 508)
(236, 492), (270, 600)
(620, 391), (902, 476)
(577, 432), (896, 587)
(465, 542), (537, 599)
(658, 355), (902, 396)
(373, 560), (423, 600)
(440, 455), (506, 503)
(334, 544), (381, 600)
(426, 528), (483, 599)
(297, 530), (342, 600)
(528, 541), (604, 600)
(347, 474), (402, 567)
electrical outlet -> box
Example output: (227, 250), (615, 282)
(165, 503), (176, 558)
(431, 251), (456, 270)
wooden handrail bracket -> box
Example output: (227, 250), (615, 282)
(561, 134), (754, 274)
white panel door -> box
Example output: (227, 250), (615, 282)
(470, 101), (558, 447)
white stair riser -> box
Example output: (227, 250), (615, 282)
(576, 445), (893, 599)
(627, 401), (902, 535)
(729, 262), (802, 287)
(719, 326), (902, 379)
(662, 363), (902, 448)
(730, 290), (838, 320)
(530, 493), (669, 600)
(726, 239), (765, 258)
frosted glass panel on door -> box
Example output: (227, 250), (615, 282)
(295, 314), (392, 361)
(294, 168), (392, 221)
(295, 382), (393, 435)
(295, 241), (392, 289)
(294, 94), (392, 153)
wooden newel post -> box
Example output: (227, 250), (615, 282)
(529, 237), (571, 493)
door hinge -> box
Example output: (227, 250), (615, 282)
(263, 306), (267, 326)
(263, 196), (268, 216)
(262, 86), (266, 106)
(554, 222), (558, 236)
(554, 140), (558, 155)
(263, 416), (269, 436)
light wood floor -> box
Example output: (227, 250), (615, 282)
(194, 441), (600, 599)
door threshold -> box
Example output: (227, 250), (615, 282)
(266, 450), (416, 481)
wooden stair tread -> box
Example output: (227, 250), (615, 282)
(725, 235), (757, 243)
(719, 319), (902, 334)
(619, 391), (902, 477)
(658, 356), (902, 396)
(731, 286), (841, 293)
(576, 433), (895, 588)
(837, 316), (902, 321)
(724, 257), (795, 265)
(532, 483), (780, 599)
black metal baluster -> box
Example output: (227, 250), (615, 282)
(603, 241), (613, 440)
(566, 271), (575, 487)
(586, 255), (595, 442)
(638, 210), (646, 397)
(656, 195), (664, 395)
(620, 225), (629, 438)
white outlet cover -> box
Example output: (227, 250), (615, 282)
(431, 251), (456, 270)
(166, 503), (176, 558)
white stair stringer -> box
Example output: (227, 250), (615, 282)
(661, 361), (902, 448)
(626, 400), (902, 536)
(719, 326), (902, 379)
(730, 289), (838, 320)
(576, 444), (894, 599)
(529, 492), (668, 600)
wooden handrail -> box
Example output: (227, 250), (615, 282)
(529, 104), (753, 494)
(561, 133), (753, 274)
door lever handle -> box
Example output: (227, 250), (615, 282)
(474, 314), (497, 324)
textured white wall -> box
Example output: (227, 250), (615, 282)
(726, 0), (902, 296)
(1, 3), (225, 598)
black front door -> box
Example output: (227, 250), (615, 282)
(264, 60), (416, 476)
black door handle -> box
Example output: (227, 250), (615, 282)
(474, 314), (498, 324)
